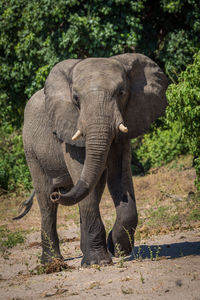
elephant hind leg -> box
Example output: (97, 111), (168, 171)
(36, 190), (62, 264)
(26, 157), (62, 263)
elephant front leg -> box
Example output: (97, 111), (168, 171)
(63, 144), (111, 266)
(79, 170), (112, 266)
(107, 192), (138, 256)
(107, 140), (138, 256)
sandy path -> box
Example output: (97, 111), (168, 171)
(0, 226), (200, 300)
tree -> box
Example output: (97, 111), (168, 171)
(1, 0), (200, 127)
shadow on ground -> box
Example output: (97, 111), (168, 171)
(63, 241), (200, 263)
(64, 255), (83, 262)
(131, 241), (200, 260)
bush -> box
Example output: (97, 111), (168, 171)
(158, 29), (199, 81)
(0, 225), (25, 251)
(167, 50), (200, 189)
(0, 127), (31, 192)
(134, 120), (188, 170)
(134, 51), (200, 190)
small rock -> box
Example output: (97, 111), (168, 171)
(179, 235), (185, 239)
(88, 281), (101, 289)
(121, 276), (132, 282)
(121, 285), (134, 295)
(175, 279), (182, 287)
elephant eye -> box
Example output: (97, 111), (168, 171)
(119, 89), (125, 97)
(73, 94), (80, 108)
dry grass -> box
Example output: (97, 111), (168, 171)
(133, 155), (199, 240)
(32, 258), (74, 275)
(134, 155), (195, 206)
(100, 155), (199, 240)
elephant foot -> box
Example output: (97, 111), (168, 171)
(107, 230), (134, 257)
(81, 250), (112, 267)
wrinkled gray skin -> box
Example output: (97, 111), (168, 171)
(23, 53), (168, 266)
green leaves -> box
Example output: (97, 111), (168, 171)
(0, 128), (32, 191)
(158, 30), (199, 81)
(135, 121), (188, 169)
(161, 0), (184, 13)
(1, 0), (200, 127)
(167, 52), (200, 187)
(0, 226), (25, 251)
(0, 0), (147, 127)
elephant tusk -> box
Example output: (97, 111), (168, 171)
(119, 123), (128, 133)
(72, 130), (82, 141)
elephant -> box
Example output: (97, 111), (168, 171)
(14, 53), (168, 266)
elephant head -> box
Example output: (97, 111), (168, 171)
(44, 54), (168, 205)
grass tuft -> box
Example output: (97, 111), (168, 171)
(0, 225), (25, 252)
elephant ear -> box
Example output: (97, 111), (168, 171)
(113, 53), (168, 139)
(44, 59), (85, 147)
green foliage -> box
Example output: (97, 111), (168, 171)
(0, 0), (146, 127)
(135, 121), (188, 169)
(158, 29), (198, 81)
(135, 51), (200, 190)
(1, 0), (200, 126)
(167, 51), (200, 189)
(0, 225), (25, 251)
(0, 126), (32, 191)
(157, 0), (200, 80)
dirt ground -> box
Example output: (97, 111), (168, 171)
(0, 156), (200, 299)
(0, 227), (200, 300)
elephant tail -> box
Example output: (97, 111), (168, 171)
(13, 190), (35, 220)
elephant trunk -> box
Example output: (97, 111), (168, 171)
(50, 122), (113, 206)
